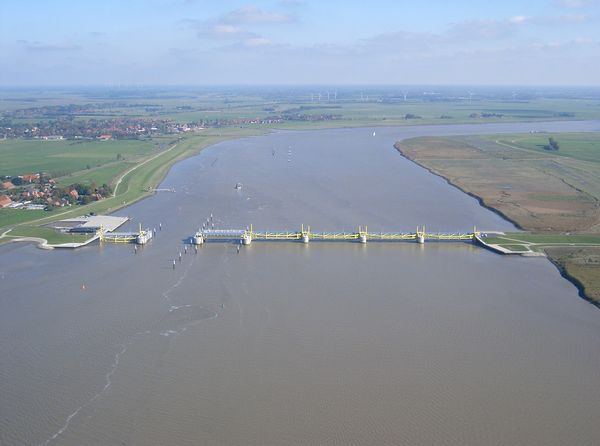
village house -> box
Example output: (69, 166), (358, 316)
(20, 173), (40, 183)
(0, 195), (13, 208)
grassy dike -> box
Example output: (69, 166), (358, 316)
(0, 128), (267, 245)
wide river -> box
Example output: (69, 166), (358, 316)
(2, 122), (600, 446)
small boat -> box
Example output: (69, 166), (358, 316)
(372, 131), (376, 136)
(235, 182), (243, 190)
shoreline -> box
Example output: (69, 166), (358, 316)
(101, 129), (270, 218)
(0, 231), (100, 250)
(393, 141), (599, 306)
(393, 142), (524, 231)
(546, 255), (600, 309)
(0, 236), (54, 250)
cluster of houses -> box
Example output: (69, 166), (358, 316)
(1, 118), (201, 140)
(1, 111), (344, 141)
(1, 173), (61, 210)
(0, 173), (110, 211)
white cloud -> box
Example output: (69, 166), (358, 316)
(243, 37), (272, 47)
(573, 36), (595, 43)
(212, 24), (245, 36)
(450, 12), (594, 35)
(221, 6), (294, 25)
(185, 6), (294, 46)
(447, 19), (516, 39)
(193, 23), (254, 39)
(6, 5), (600, 86)
(518, 13), (591, 25)
(509, 15), (527, 24)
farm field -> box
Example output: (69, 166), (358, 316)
(0, 138), (161, 178)
(4, 87), (600, 127)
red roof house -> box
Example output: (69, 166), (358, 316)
(0, 195), (13, 208)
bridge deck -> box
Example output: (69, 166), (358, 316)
(101, 232), (138, 243)
(197, 227), (478, 242)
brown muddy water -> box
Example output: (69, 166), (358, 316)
(1, 122), (600, 445)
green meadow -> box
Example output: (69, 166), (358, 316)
(0, 139), (161, 178)
(493, 132), (600, 163)
(164, 98), (600, 126)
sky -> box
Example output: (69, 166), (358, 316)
(1, 0), (600, 86)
